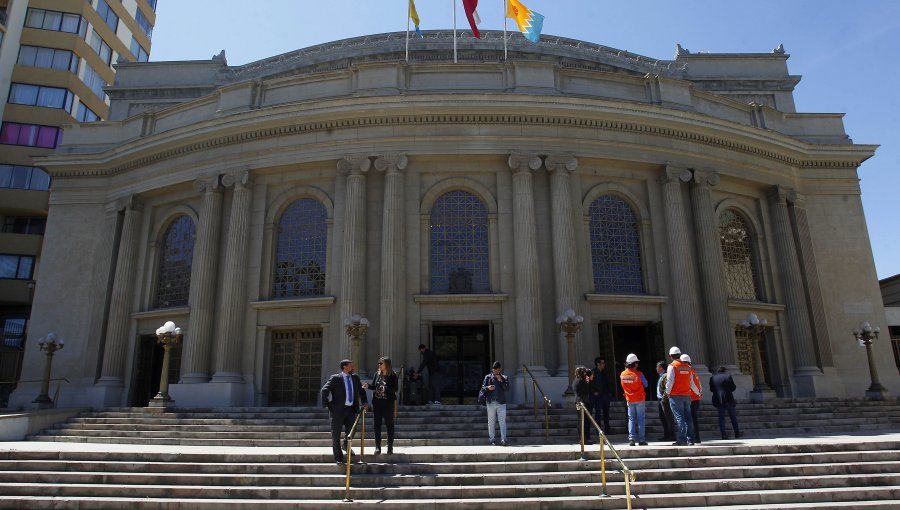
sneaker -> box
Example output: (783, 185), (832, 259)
(671, 442), (682, 446)
(490, 439), (496, 446)
(687, 442), (695, 446)
(500, 440), (507, 447)
(628, 440), (636, 446)
(387, 446), (393, 455)
(374, 447), (381, 455)
(638, 442), (648, 446)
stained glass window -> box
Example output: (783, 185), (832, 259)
(154, 215), (195, 308)
(589, 195), (643, 294)
(273, 199), (327, 298)
(719, 209), (761, 300)
(430, 190), (490, 294)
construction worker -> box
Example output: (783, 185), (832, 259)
(620, 353), (649, 446)
(682, 353), (703, 444)
(665, 346), (700, 446)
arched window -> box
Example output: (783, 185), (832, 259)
(589, 195), (643, 294)
(154, 215), (195, 308)
(273, 199), (328, 298)
(719, 209), (761, 300)
(430, 190), (490, 294)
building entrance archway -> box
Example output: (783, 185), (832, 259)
(597, 321), (664, 401)
(431, 323), (492, 405)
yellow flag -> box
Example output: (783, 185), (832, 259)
(409, 0), (423, 37)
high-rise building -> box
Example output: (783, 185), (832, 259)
(0, 0), (156, 406)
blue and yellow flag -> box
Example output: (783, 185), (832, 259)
(507, 0), (544, 43)
(409, 0), (424, 38)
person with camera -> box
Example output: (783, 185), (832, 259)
(480, 361), (510, 446)
(363, 356), (399, 455)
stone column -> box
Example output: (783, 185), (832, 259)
(768, 186), (821, 395)
(508, 153), (546, 373)
(789, 193), (834, 368)
(545, 154), (580, 375)
(689, 169), (735, 372)
(375, 154), (408, 363)
(97, 198), (142, 401)
(84, 203), (124, 379)
(212, 170), (253, 383)
(660, 167), (705, 362)
(337, 156), (371, 360)
(179, 175), (223, 383)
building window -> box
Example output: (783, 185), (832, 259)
(154, 216), (195, 308)
(135, 9), (153, 39)
(17, 46), (80, 73)
(82, 62), (108, 103)
(430, 190), (490, 294)
(2, 318), (27, 349)
(8, 83), (75, 112)
(0, 165), (51, 191)
(75, 102), (100, 123)
(719, 209), (761, 300)
(89, 30), (113, 66)
(25, 9), (87, 38)
(95, 0), (119, 33)
(145, 0), (158, 12)
(589, 195), (644, 294)
(0, 255), (35, 280)
(130, 37), (149, 62)
(272, 199), (328, 298)
(0, 123), (62, 149)
(2, 217), (46, 235)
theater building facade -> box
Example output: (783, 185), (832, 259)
(9, 32), (897, 409)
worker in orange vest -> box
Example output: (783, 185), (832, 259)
(665, 346), (700, 446)
(620, 353), (649, 446)
(682, 353), (703, 444)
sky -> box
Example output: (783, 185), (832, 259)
(149, 0), (900, 279)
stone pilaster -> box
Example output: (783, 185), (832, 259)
(545, 154), (580, 374)
(508, 153), (546, 373)
(660, 167), (705, 363)
(768, 186), (821, 395)
(337, 156), (371, 360)
(375, 154), (407, 363)
(179, 175), (223, 383)
(84, 204), (124, 379)
(212, 170), (253, 383)
(97, 198), (142, 397)
(689, 169), (735, 371)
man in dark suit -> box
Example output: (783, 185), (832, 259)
(710, 366), (741, 440)
(321, 359), (368, 464)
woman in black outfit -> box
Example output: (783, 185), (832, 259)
(573, 366), (593, 444)
(363, 356), (399, 454)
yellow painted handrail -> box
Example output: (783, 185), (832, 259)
(342, 406), (368, 502)
(521, 365), (552, 441)
(577, 401), (635, 509)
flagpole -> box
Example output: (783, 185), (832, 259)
(453, 0), (458, 63)
(502, 0), (507, 60)
(406, 0), (410, 62)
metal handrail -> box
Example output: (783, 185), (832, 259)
(342, 406), (367, 502)
(521, 365), (551, 441)
(576, 401), (635, 509)
(0, 378), (70, 408)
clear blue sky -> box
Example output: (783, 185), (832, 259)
(150, 0), (900, 279)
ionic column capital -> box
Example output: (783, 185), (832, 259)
(338, 155), (372, 175)
(107, 194), (143, 213)
(374, 154), (408, 174)
(221, 169), (250, 188)
(508, 152), (542, 173)
(691, 169), (720, 187)
(544, 154), (578, 173)
(193, 175), (222, 194)
(662, 165), (693, 184)
(767, 184), (793, 204)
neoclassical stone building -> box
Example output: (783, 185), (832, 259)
(10, 32), (897, 409)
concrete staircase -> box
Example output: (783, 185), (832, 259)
(1, 399), (899, 509)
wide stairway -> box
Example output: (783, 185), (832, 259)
(1, 399), (899, 508)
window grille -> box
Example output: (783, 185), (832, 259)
(272, 199), (327, 298)
(719, 209), (761, 300)
(154, 216), (195, 308)
(589, 195), (643, 294)
(429, 190), (490, 294)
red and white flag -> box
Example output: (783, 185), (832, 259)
(462, 0), (481, 38)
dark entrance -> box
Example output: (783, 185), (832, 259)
(130, 335), (181, 407)
(597, 321), (663, 401)
(431, 323), (492, 405)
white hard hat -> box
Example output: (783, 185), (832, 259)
(669, 346), (682, 356)
(626, 353), (639, 364)
(680, 354), (692, 363)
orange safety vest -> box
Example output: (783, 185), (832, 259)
(669, 360), (694, 396)
(690, 366), (702, 401)
(620, 368), (646, 403)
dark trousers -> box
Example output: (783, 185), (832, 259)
(329, 406), (357, 461)
(373, 399), (395, 447)
(658, 399), (675, 439)
(425, 368), (440, 402)
(717, 403), (740, 437)
(690, 400), (701, 442)
(590, 394), (611, 432)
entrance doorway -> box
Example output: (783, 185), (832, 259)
(130, 335), (182, 407)
(431, 323), (492, 405)
(597, 322), (663, 401)
(268, 328), (323, 406)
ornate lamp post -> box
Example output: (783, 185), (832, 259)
(149, 321), (183, 408)
(737, 313), (773, 399)
(556, 309), (584, 397)
(852, 322), (889, 401)
(33, 332), (64, 408)
(344, 314), (370, 367)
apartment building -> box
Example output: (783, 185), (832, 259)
(0, 0), (156, 406)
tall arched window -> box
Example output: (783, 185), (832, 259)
(589, 195), (644, 294)
(430, 190), (490, 294)
(154, 215), (195, 308)
(273, 198), (328, 298)
(719, 209), (761, 300)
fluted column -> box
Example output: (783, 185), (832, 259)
(660, 167), (705, 361)
(508, 153), (546, 373)
(212, 170), (253, 382)
(98, 198), (142, 388)
(338, 156), (371, 360)
(545, 154), (580, 374)
(769, 186), (820, 380)
(179, 175), (223, 383)
(376, 154), (407, 363)
(789, 193), (834, 368)
(690, 169), (735, 371)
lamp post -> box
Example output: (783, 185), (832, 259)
(33, 332), (64, 408)
(556, 309), (584, 397)
(852, 322), (889, 401)
(344, 314), (369, 368)
(149, 321), (183, 408)
(736, 313), (773, 399)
